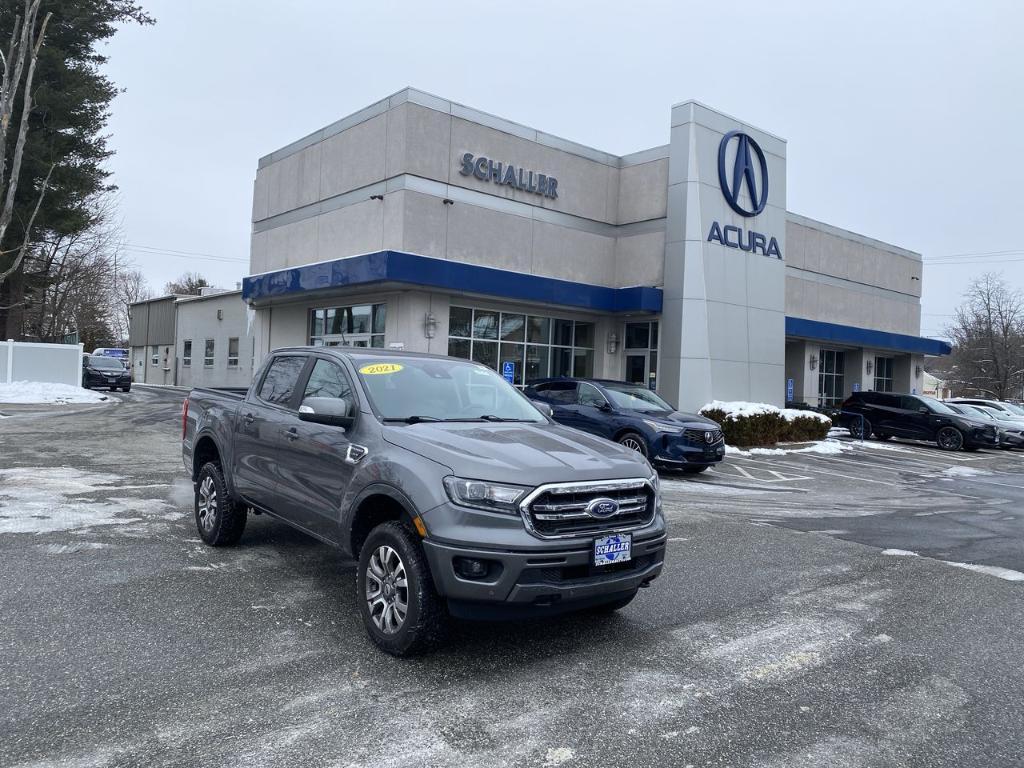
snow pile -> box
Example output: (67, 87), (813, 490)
(726, 439), (848, 457)
(700, 400), (831, 424)
(882, 549), (920, 557)
(946, 562), (1024, 582)
(0, 381), (111, 404)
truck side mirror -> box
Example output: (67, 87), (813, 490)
(299, 396), (354, 429)
(530, 399), (554, 419)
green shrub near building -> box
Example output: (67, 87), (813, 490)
(699, 401), (832, 447)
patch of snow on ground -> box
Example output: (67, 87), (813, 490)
(0, 381), (111, 404)
(882, 549), (919, 557)
(726, 439), (846, 457)
(542, 747), (575, 766)
(941, 466), (991, 478)
(0, 467), (169, 534)
(945, 561), (1024, 582)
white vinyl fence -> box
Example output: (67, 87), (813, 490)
(1, 340), (84, 387)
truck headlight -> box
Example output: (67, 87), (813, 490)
(443, 477), (528, 514)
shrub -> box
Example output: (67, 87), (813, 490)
(699, 401), (831, 447)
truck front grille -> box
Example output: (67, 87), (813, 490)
(520, 478), (656, 538)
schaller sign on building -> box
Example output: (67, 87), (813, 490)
(707, 131), (782, 260)
(459, 153), (559, 199)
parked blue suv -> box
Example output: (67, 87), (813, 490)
(525, 378), (725, 473)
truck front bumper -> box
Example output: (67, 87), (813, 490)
(421, 527), (667, 619)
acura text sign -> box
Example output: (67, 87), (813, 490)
(459, 153), (558, 199)
(707, 131), (782, 260)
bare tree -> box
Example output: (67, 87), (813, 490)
(936, 273), (1024, 399)
(164, 271), (209, 296)
(0, 0), (53, 288)
(111, 268), (151, 345)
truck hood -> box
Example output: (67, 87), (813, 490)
(382, 421), (651, 485)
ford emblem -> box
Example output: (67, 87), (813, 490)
(586, 497), (620, 519)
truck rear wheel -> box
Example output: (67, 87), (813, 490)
(194, 462), (247, 546)
(356, 521), (446, 656)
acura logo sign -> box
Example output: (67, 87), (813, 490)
(717, 130), (769, 217)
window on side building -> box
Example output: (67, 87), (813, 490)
(150, 345), (158, 366)
(448, 307), (595, 385)
(204, 339), (215, 367)
(227, 338), (239, 367)
(183, 340), (192, 367)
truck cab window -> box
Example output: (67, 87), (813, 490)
(303, 359), (353, 402)
(258, 356), (306, 406)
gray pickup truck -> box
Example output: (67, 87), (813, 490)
(182, 347), (665, 655)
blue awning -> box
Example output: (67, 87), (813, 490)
(785, 316), (951, 356)
(242, 250), (663, 313)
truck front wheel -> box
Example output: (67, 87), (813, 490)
(194, 462), (247, 546)
(356, 521), (446, 656)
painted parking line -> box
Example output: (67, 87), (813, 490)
(732, 455), (898, 486)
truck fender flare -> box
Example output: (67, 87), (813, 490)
(192, 430), (236, 497)
(341, 482), (419, 554)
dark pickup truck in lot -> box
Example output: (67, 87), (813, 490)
(182, 347), (665, 655)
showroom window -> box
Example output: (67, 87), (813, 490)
(817, 349), (845, 406)
(873, 356), (894, 392)
(204, 339), (215, 367)
(447, 306), (594, 385)
(309, 303), (385, 347)
(182, 340), (192, 367)
(227, 338), (239, 367)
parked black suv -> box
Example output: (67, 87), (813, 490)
(841, 392), (998, 451)
(524, 377), (725, 472)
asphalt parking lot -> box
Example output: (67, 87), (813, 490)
(2, 386), (1024, 767)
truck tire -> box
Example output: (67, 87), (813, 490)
(357, 521), (446, 657)
(195, 461), (247, 546)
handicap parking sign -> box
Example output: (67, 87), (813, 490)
(502, 361), (514, 383)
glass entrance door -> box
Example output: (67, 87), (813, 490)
(624, 321), (659, 390)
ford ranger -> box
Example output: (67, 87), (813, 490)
(182, 347), (665, 655)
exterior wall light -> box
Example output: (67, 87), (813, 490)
(423, 312), (437, 339)
(865, 359), (873, 376)
(809, 354), (818, 371)
(607, 333), (618, 355)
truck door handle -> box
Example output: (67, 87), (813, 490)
(284, 427), (299, 441)
(243, 413), (255, 425)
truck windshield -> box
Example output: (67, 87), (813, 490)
(353, 357), (546, 423)
(602, 382), (675, 413)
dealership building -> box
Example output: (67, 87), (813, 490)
(230, 88), (949, 409)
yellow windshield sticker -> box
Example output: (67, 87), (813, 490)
(359, 363), (404, 375)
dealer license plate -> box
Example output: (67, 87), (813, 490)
(594, 533), (631, 566)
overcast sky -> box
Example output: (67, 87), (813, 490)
(101, 0), (1022, 340)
